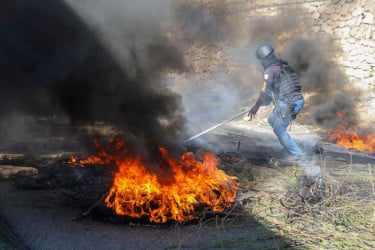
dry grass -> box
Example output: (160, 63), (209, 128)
(215, 152), (375, 249)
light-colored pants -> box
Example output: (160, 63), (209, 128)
(268, 98), (304, 155)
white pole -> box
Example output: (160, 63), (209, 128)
(184, 110), (248, 143)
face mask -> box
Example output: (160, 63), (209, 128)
(260, 57), (271, 69)
(260, 54), (277, 69)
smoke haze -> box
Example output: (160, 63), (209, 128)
(0, 1), (363, 159)
(174, 2), (238, 45)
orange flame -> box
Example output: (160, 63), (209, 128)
(328, 115), (375, 154)
(69, 140), (238, 223)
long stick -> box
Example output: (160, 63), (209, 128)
(184, 110), (248, 143)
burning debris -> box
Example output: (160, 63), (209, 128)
(67, 139), (239, 224)
(328, 125), (375, 155)
(323, 112), (375, 155)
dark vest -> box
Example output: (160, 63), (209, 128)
(272, 62), (303, 105)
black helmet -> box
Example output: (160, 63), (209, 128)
(256, 44), (274, 59)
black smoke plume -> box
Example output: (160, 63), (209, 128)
(282, 38), (358, 129)
(0, 0), (186, 159)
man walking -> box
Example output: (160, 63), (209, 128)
(248, 44), (305, 158)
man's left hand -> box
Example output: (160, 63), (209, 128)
(289, 107), (297, 119)
(248, 106), (258, 120)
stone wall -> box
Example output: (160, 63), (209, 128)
(305, 0), (374, 87)
(303, 0), (375, 113)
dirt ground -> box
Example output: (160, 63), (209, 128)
(0, 117), (374, 250)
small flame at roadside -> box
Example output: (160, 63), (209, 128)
(328, 113), (375, 154)
(68, 139), (238, 223)
(67, 139), (124, 166)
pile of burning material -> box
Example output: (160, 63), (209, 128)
(324, 112), (375, 156)
(315, 113), (375, 165)
(327, 123), (375, 156)
(63, 139), (239, 224)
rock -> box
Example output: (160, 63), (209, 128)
(330, 13), (340, 21)
(0, 154), (27, 165)
(363, 1), (375, 12)
(326, 5), (336, 14)
(0, 165), (38, 180)
(362, 12), (374, 24)
(352, 6), (363, 17)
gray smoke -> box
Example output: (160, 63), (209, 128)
(166, 2), (248, 142)
(174, 2), (238, 45)
(247, 9), (302, 46)
(168, 71), (243, 139)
